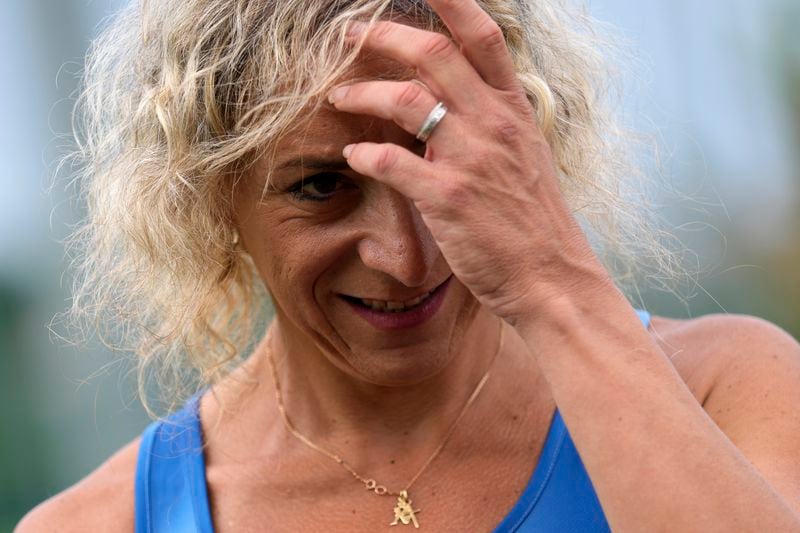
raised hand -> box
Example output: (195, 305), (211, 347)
(330, 0), (608, 326)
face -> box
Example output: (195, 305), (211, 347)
(233, 62), (482, 386)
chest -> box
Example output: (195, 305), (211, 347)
(205, 426), (551, 533)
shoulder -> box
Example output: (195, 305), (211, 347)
(657, 311), (800, 421)
(15, 437), (141, 533)
(649, 312), (800, 396)
(648, 312), (800, 512)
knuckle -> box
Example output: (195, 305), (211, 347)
(440, 177), (470, 209)
(374, 146), (399, 176)
(396, 82), (427, 109)
(490, 118), (521, 143)
(369, 21), (394, 45)
(421, 33), (457, 62)
(437, 0), (464, 15)
(474, 19), (506, 51)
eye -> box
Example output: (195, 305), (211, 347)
(287, 172), (352, 202)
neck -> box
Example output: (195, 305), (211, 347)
(256, 307), (504, 470)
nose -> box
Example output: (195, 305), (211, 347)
(356, 187), (439, 288)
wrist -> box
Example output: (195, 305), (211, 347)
(508, 264), (622, 340)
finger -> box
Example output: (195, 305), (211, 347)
(342, 142), (434, 202)
(329, 80), (450, 141)
(349, 20), (484, 108)
(426, 0), (520, 91)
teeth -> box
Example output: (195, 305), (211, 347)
(359, 290), (433, 312)
(405, 295), (424, 307)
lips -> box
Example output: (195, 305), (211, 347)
(339, 276), (451, 311)
(339, 276), (453, 331)
(358, 289), (435, 312)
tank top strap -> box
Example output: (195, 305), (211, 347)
(134, 396), (213, 533)
(494, 307), (650, 532)
(134, 309), (651, 532)
(635, 308), (652, 329)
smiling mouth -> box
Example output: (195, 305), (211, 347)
(339, 276), (452, 313)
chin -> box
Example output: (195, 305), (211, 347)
(337, 342), (458, 387)
(320, 283), (483, 386)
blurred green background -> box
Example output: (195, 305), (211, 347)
(2, 0), (798, 528)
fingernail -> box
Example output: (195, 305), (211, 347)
(346, 21), (366, 38)
(328, 86), (349, 104)
(343, 144), (355, 158)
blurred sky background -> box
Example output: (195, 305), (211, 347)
(2, 0), (799, 528)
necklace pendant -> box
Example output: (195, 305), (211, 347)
(390, 490), (421, 528)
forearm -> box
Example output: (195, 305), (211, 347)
(515, 277), (800, 532)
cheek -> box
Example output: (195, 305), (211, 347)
(243, 214), (351, 313)
(253, 220), (363, 362)
(255, 230), (329, 299)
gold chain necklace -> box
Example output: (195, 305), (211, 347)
(265, 319), (505, 529)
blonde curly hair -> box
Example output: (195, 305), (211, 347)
(65, 0), (686, 414)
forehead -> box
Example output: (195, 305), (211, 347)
(273, 53), (415, 158)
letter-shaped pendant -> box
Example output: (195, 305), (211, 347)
(390, 490), (421, 528)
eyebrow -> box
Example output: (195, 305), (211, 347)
(276, 157), (351, 171)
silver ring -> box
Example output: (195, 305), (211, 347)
(415, 101), (448, 142)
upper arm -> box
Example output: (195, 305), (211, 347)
(698, 314), (800, 515)
(15, 438), (141, 533)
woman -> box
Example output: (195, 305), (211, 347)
(18, 0), (800, 531)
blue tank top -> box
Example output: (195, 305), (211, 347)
(135, 309), (652, 532)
